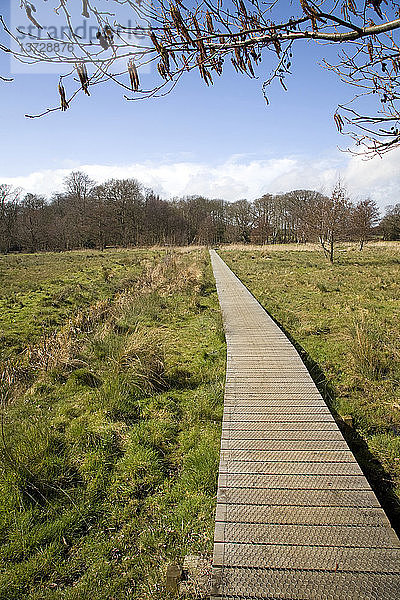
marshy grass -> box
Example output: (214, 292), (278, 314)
(348, 315), (390, 380)
(0, 248), (225, 599)
(0, 248), (158, 361)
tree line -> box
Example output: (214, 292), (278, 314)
(0, 171), (399, 260)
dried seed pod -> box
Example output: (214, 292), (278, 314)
(367, 41), (374, 62)
(206, 12), (214, 33)
(231, 57), (240, 73)
(197, 54), (205, 76)
(81, 0), (90, 18)
(202, 67), (213, 85)
(270, 28), (281, 56)
(157, 62), (165, 78)
(250, 48), (258, 63)
(160, 46), (170, 72)
(234, 47), (245, 70)
(170, 2), (193, 43)
(334, 112), (344, 133)
(170, 3), (184, 29)
(170, 4), (192, 44)
(300, 0), (319, 30)
(96, 30), (109, 50)
(196, 38), (207, 60)
(212, 57), (224, 76)
(197, 55), (212, 84)
(192, 15), (201, 35)
(169, 50), (178, 68)
(247, 58), (255, 77)
(104, 26), (114, 45)
(77, 63), (90, 96)
(25, 3), (42, 29)
(150, 32), (162, 54)
(182, 55), (190, 71)
(128, 58), (140, 91)
(58, 81), (69, 111)
(157, 61), (170, 80)
(164, 26), (173, 42)
(238, 0), (247, 17)
(179, 24), (193, 45)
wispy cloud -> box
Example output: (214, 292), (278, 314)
(2, 149), (399, 211)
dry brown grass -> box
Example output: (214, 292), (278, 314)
(24, 298), (113, 375)
(115, 326), (166, 388)
(1, 250), (205, 404)
(137, 252), (203, 296)
(219, 241), (400, 253)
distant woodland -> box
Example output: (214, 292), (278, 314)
(1, 171), (399, 254)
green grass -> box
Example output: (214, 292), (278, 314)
(219, 242), (400, 528)
(0, 249), (160, 360)
(0, 248), (225, 599)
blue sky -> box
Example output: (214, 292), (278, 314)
(0, 2), (399, 210)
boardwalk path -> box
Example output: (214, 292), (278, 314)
(209, 250), (400, 600)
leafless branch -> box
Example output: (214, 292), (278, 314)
(0, 0), (399, 153)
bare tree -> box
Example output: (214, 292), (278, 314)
(88, 184), (113, 250)
(351, 197), (380, 250)
(380, 203), (400, 239)
(227, 199), (254, 243)
(252, 194), (275, 244)
(19, 193), (47, 253)
(62, 171), (96, 248)
(1, 1), (400, 153)
(0, 184), (21, 253)
(0, 170), (388, 253)
(143, 191), (186, 245)
(287, 185), (353, 262)
(64, 171), (95, 202)
(176, 196), (220, 244)
(99, 178), (144, 246)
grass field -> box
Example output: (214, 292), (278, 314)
(219, 242), (400, 529)
(0, 248), (225, 599)
(0, 249), (159, 361)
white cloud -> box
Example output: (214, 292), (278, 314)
(343, 148), (400, 209)
(2, 148), (399, 211)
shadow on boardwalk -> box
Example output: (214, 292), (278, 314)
(268, 311), (400, 536)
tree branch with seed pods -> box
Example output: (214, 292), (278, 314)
(1, 0), (400, 153)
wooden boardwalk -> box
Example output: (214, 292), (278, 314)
(209, 250), (400, 600)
